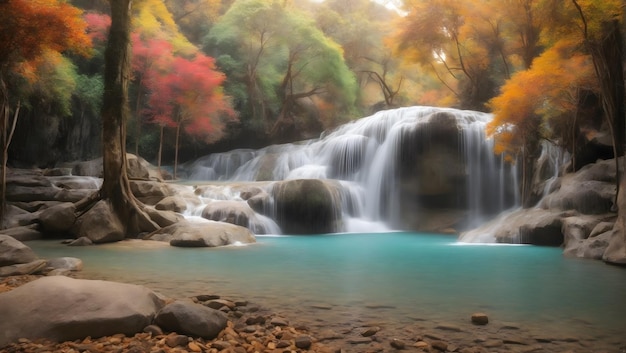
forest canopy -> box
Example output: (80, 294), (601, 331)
(0, 0), (623, 173)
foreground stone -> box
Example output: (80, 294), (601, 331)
(155, 301), (228, 339)
(0, 276), (165, 347)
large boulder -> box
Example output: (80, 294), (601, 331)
(70, 154), (162, 180)
(145, 220), (256, 247)
(38, 202), (77, 233)
(72, 200), (125, 243)
(154, 300), (228, 339)
(271, 179), (342, 234)
(0, 276), (165, 347)
(0, 234), (38, 266)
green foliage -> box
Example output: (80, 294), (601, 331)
(75, 74), (104, 116)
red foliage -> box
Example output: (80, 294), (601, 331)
(84, 13), (111, 43)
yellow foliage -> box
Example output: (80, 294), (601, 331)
(133, 0), (197, 55)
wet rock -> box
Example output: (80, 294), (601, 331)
(195, 294), (220, 301)
(471, 313), (489, 325)
(0, 234), (38, 266)
(155, 300), (228, 340)
(205, 299), (236, 310)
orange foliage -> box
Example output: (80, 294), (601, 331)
(0, 0), (92, 69)
(487, 39), (595, 156)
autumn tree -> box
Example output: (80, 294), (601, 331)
(314, 0), (407, 110)
(89, 0), (160, 237)
(142, 53), (234, 177)
(205, 0), (357, 141)
(488, 40), (596, 206)
(390, 0), (548, 110)
(0, 0), (91, 224)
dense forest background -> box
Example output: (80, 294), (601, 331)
(1, 0), (624, 177)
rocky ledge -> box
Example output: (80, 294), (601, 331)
(460, 157), (626, 264)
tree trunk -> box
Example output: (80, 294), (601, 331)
(0, 74), (8, 225)
(157, 124), (164, 172)
(99, 0), (157, 235)
(174, 123), (180, 179)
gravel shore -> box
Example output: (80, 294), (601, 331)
(1, 275), (624, 353)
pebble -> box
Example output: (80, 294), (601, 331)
(295, 335), (313, 349)
(165, 334), (189, 347)
(431, 340), (448, 351)
(361, 326), (380, 337)
(471, 313), (489, 325)
(390, 338), (406, 350)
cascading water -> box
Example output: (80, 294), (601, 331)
(180, 106), (520, 234)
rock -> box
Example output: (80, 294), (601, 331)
(0, 276), (165, 346)
(155, 196), (189, 213)
(471, 313), (489, 325)
(143, 325), (164, 336)
(46, 257), (83, 271)
(0, 234), (38, 266)
(0, 259), (48, 276)
(72, 200), (125, 243)
(295, 336), (312, 349)
(70, 154), (160, 180)
(204, 299), (236, 310)
(590, 221), (614, 237)
(361, 326), (380, 337)
(165, 334), (189, 347)
(390, 339), (406, 350)
(130, 180), (174, 205)
(202, 200), (256, 228)
(414, 341), (429, 349)
(68, 236), (94, 246)
(144, 207), (184, 228)
(431, 340), (448, 351)
(270, 317), (289, 327)
(38, 202), (76, 233)
(155, 300), (228, 340)
(0, 225), (43, 241)
(146, 220), (256, 248)
(271, 179), (342, 234)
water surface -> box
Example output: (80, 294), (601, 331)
(28, 232), (626, 343)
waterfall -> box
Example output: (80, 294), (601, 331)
(179, 106), (520, 233)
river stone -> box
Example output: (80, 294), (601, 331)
(155, 300), (228, 340)
(146, 220), (255, 247)
(39, 202), (76, 233)
(0, 234), (38, 266)
(73, 200), (125, 243)
(68, 236), (94, 246)
(471, 313), (489, 325)
(0, 276), (165, 347)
